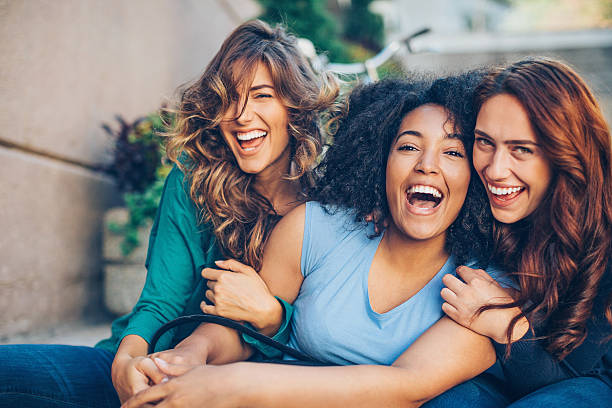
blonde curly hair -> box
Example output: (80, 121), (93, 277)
(166, 20), (338, 269)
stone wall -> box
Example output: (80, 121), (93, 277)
(0, 0), (259, 337)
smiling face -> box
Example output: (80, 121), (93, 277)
(473, 94), (553, 224)
(219, 62), (291, 178)
(385, 104), (471, 243)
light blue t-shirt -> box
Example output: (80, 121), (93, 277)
(286, 201), (460, 366)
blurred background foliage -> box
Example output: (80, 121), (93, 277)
(103, 112), (172, 255)
(257, 0), (384, 62)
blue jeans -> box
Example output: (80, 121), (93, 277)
(0, 344), (120, 408)
(425, 374), (611, 408)
(423, 372), (511, 408)
(508, 376), (612, 407)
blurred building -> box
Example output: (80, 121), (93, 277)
(372, 0), (612, 121)
(0, 0), (260, 338)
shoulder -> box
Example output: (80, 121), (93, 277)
(165, 165), (190, 194)
(303, 201), (363, 233)
(159, 165), (198, 212)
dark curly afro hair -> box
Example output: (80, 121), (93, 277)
(310, 71), (493, 265)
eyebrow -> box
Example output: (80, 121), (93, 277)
(475, 129), (539, 146)
(395, 130), (463, 142)
(250, 84), (274, 92)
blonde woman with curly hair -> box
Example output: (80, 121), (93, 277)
(0, 19), (338, 407)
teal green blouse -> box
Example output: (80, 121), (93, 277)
(95, 165), (293, 356)
(96, 166), (223, 353)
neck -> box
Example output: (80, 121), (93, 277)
(379, 222), (449, 275)
(254, 147), (300, 215)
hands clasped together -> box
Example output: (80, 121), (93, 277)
(113, 259), (277, 407)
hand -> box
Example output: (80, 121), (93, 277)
(148, 345), (207, 383)
(111, 355), (164, 403)
(201, 259), (283, 336)
(122, 362), (246, 408)
(441, 266), (529, 344)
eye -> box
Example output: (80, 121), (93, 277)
(253, 93), (272, 99)
(475, 137), (494, 147)
(398, 144), (418, 152)
(444, 150), (465, 158)
(513, 146), (533, 155)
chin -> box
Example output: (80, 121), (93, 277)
(236, 160), (266, 174)
(491, 209), (524, 224)
(400, 225), (441, 241)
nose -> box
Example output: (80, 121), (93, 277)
(414, 150), (440, 175)
(235, 100), (254, 124)
(486, 149), (512, 180)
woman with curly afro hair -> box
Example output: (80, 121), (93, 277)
(122, 73), (512, 408)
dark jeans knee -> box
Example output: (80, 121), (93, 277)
(0, 344), (119, 408)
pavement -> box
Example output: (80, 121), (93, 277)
(0, 319), (114, 347)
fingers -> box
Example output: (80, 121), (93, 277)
(215, 259), (257, 275)
(442, 273), (466, 294)
(200, 302), (217, 315)
(456, 265), (493, 283)
(205, 289), (215, 304)
(136, 357), (167, 385)
(206, 280), (217, 291)
(154, 357), (194, 377)
(440, 287), (457, 304)
(122, 383), (169, 408)
(201, 267), (224, 280)
(441, 301), (459, 320)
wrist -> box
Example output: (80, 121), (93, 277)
(492, 309), (529, 344)
(174, 336), (210, 363)
(251, 297), (284, 336)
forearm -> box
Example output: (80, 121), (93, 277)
(177, 323), (253, 364)
(113, 335), (148, 370)
(233, 363), (434, 407)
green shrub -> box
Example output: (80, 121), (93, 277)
(103, 111), (173, 256)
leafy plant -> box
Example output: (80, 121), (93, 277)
(258, 0), (351, 62)
(343, 0), (384, 52)
(103, 111), (173, 256)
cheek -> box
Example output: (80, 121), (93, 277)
(449, 164), (471, 202)
(384, 158), (403, 204)
(472, 148), (487, 173)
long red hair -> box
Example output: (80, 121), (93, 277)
(475, 58), (612, 359)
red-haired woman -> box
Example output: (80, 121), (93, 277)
(439, 58), (612, 406)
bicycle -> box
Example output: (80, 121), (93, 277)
(298, 27), (431, 83)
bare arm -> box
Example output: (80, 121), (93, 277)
(126, 204), (497, 407)
(124, 315), (495, 408)
(153, 204), (306, 367)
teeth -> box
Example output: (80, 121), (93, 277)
(487, 184), (523, 195)
(236, 130), (267, 141)
(407, 185), (442, 198)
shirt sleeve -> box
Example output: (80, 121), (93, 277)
(120, 165), (212, 345)
(493, 332), (573, 399)
(241, 297), (295, 358)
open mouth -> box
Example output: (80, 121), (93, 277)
(236, 130), (267, 152)
(406, 185), (443, 209)
(487, 183), (525, 201)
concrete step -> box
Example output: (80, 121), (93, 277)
(0, 319), (114, 347)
